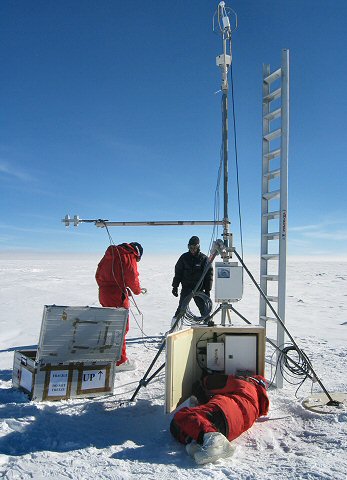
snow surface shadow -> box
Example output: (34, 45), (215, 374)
(0, 369), (12, 382)
(0, 395), (179, 463)
(110, 443), (195, 467)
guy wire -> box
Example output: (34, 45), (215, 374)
(233, 248), (339, 405)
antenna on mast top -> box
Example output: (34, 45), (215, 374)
(213, 1), (237, 39)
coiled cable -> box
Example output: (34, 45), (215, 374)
(181, 291), (213, 326)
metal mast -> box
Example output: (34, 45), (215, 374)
(213, 3), (238, 326)
(213, 2), (237, 258)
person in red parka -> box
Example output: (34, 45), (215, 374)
(170, 373), (269, 464)
(95, 242), (143, 369)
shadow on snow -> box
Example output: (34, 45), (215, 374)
(0, 378), (186, 465)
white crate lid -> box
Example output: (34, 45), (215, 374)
(36, 305), (128, 365)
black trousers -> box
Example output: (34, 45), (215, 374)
(174, 286), (205, 317)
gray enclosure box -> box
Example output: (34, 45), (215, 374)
(12, 305), (128, 401)
(214, 262), (243, 302)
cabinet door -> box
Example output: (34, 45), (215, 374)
(165, 328), (195, 413)
(224, 334), (258, 375)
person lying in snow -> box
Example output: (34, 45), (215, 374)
(170, 373), (269, 465)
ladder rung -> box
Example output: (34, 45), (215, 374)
(261, 274), (279, 281)
(267, 296), (278, 303)
(264, 168), (280, 180)
(262, 211), (280, 220)
(263, 68), (282, 85)
(263, 87), (281, 103)
(264, 148), (281, 160)
(260, 315), (278, 323)
(261, 254), (279, 260)
(264, 129), (281, 142)
(264, 107), (281, 122)
(263, 232), (280, 240)
(263, 190), (280, 201)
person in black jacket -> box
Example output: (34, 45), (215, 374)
(172, 236), (213, 320)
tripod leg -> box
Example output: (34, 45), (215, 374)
(204, 304), (222, 323)
(226, 307), (232, 324)
(143, 363), (166, 386)
(129, 337), (166, 402)
(221, 305), (227, 326)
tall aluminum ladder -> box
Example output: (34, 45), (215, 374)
(260, 49), (289, 388)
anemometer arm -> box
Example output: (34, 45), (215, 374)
(62, 214), (225, 228)
(61, 215), (109, 227)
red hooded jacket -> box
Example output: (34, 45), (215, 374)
(95, 243), (141, 309)
(171, 374), (269, 445)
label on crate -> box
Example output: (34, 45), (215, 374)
(20, 367), (33, 392)
(81, 369), (107, 390)
(47, 370), (69, 396)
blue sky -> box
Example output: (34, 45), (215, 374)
(1, 0), (346, 256)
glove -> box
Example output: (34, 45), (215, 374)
(172, 287), (178, 297)
(204, 290), (210, 297)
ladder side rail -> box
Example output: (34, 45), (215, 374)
(276, 50), (290, 388)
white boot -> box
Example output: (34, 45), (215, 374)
(186, 440), (202, 457)
(194, 432), (236, 465)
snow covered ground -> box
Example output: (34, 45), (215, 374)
(0, 252), (346, 479)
